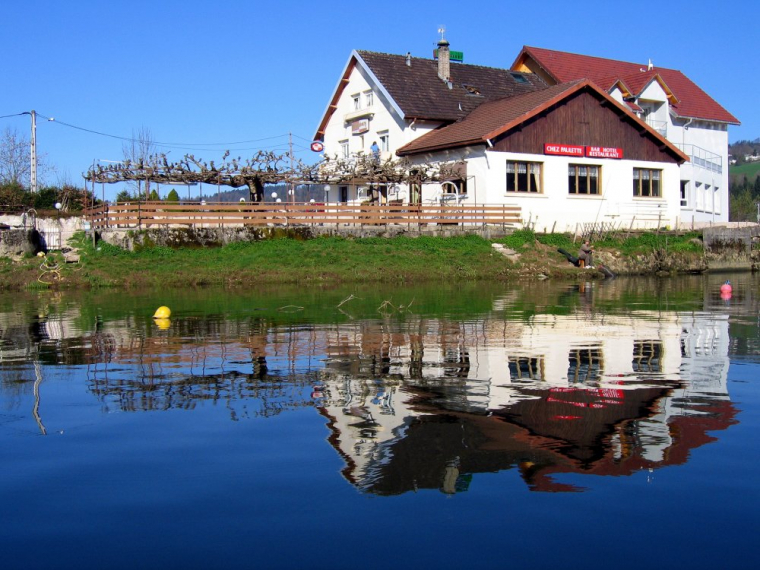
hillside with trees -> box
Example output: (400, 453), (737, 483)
(729, 139), (760, 221)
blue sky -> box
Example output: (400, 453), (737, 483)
(2, 0), (757, 200)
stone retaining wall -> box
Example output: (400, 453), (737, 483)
(99, 225), (512, 251)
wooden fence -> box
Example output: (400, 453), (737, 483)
(86, 202), (522, 230)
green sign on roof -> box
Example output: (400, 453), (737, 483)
(433, 49), (464, 63)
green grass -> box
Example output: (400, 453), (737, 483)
(63, 232), (508, 289)
(2, 229), (712, 292)
(597, 231), (703, 255)
(499, 229), (701, 256)
(729, 161), (760, 179)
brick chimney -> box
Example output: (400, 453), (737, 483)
(437, 37), (450, 82)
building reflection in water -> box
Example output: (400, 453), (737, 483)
(0, 286), (738, 492)
(314, 294), (736, 494)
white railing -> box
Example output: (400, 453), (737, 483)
(646, 119), (668, 137)
(674, 143), (722, 174)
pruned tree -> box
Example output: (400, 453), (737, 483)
(87, 149), (291, 202)
(85, 148), (464, 203)
(310, 152), (461, 187)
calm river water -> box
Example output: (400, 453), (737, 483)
(1, 275), (758, 569)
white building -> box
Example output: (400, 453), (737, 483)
(315, 39), (738, 231)
(511, 46), (739, 226)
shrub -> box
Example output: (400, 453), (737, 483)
(502, 229), (536, 249)
(34, 187), (59, 210)
(536, 232), (574, 249)
(0, 181), (30, 209)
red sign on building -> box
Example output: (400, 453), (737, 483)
(586, 146), (623, 159)
(544, 143), (584, 157)
(545, 143), (624, 159)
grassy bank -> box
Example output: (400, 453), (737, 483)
(0, 230), (709, 291)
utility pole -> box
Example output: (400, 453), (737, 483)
(289, 132), (294, 204)
(30, 110), (37, 193)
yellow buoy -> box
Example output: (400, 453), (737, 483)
(153, 317), (171, 330)
(153, 306), (171, 319)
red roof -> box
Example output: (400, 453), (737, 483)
(513, 46), (739, 125)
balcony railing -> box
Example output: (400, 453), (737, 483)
(646, 119), (668, 137)
(674, 143), (723, 174)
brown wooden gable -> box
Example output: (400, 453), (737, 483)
(491, 88), (683, 164)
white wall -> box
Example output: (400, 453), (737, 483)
(412, 148), (682, 231)
(668, 117), (729, 224)
(321, 56), (447, 204)
(628, 77), (731, 224)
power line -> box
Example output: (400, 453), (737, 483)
(34, 111), (306, 150)
(292, 133), (318, 143)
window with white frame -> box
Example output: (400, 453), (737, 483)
(680, 181), (688, 207)
(340, 140), (349, 159)
(352, 94), (361, 111)
(714, 186), (721, 214)
(568, 164), (600, 195)
(378, 132), (389, 152)
(633, 168), (661, 198)
(364, 90), (374, 108)
(507, 161), (542, 193)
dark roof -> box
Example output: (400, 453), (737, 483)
(397, 79), (688, 163)
(513, 46), (739, 125)
(356, 50), (547, 121)
(397, 82), (582, 154)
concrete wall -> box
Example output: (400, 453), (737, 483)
(0, 214), (82, 253)
(0, 229), (42, 257)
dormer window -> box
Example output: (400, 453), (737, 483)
(510, 72), (529, 84)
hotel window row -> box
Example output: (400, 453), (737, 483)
(506, 161), (663, 198)
(351, 90), (374, 111)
